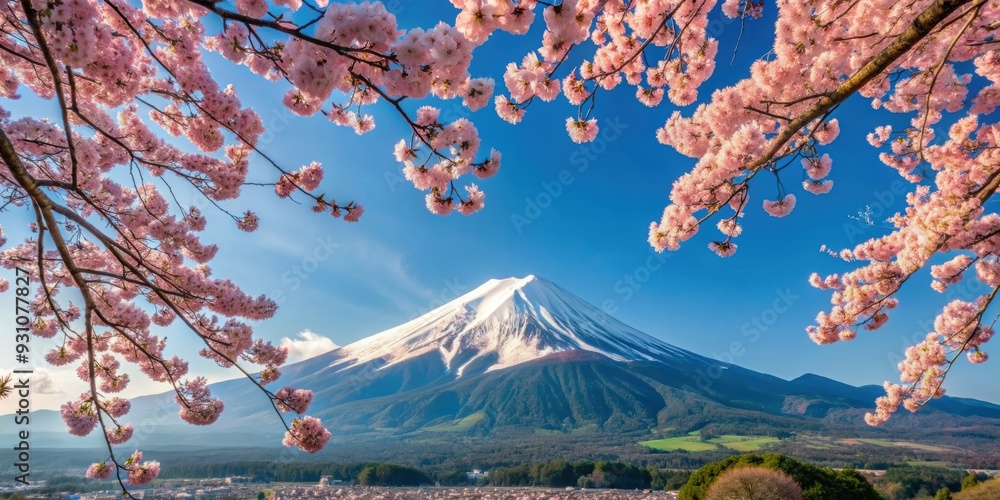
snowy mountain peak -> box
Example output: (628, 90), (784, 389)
(325, 276), (694, 378)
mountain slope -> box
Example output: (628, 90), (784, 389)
(7, 275), (1000, 452)
(324, 275), (698, 376)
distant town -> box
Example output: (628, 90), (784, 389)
(3, 474), (681, 499)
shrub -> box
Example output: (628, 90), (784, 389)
(679, 453), (880, 500)
(705, 466), (802, 500)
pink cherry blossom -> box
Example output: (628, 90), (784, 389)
(274, 386), (314, 414)
(107, 424), (135, 445)
(86, 462), (115, 480)
(802, 180), (833, 195)
(60, 396), (98, 437)
(236, 211), (260, 232)
(762, 194), (796, 218)
(282, 416), (331, 453)
(708, 241), (737, 258)
(565, 118), (598, 144)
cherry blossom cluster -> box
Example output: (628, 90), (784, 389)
(458, 0), (723, 141)
(274, 386), (314, 414)
(281, 416), (331, 454)
(395, 107), (500, 215)
(205, 0), (502, 216)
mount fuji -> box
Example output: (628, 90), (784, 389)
(11, 276), (1000, 454)
(318, 275), (698, 377)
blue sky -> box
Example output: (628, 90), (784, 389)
(2, 1), (999, 414)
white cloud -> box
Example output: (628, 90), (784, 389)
(32, 367), (62, 394)
(280, 330), (338, 362)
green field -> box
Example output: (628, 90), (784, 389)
(422, 411), (485, 432)
(848, 438), (954, 452)
(640, 433), (780, 452)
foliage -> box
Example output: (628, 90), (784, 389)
(937, 487), (955, 500)
(489, 459), (657, 490)
(882, 465), (966, 498)
(356, 463), (433, 487)
(435, 469), (472, 486)
(705, 466), (802, 500)
(679, 453), (880, 500)
(962, 473), (980, 491)
(650, 469), (692, 491)
(954, 476), (1000, 499)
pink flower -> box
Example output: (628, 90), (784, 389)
(126, 460), (161, 486)
(236, 211), (259, 232)
(107, 424), (134, 444)
(460, 77), (495, 111)
(275, 175), (296, 197)
(45, 346), (80, 366)
(867, 125), (892, 147)
(762, 194), (796, 218)
(813, 119), (840, 145)
(103, 398), (131, 418)
(562, 73), (589, 105)
(425, 193), (453, 215)
(344, 205), (363, 223)
(801, 154), (832, 180)
(176, 378), (224, 425)
(234, 0), (268, 18)
(352, 114), (375, 135)
(457, 184), (485, 215)
(274, 386), (313, 414)
(296, 162), (323, 191)
(565, 118), (598, 143)
(260, 367), (281, 385)
(708, 241), (737, 257)
(416, 106), (440, 127)
(60, 397), (98, 437)
(802, 180), (833, 195)
(86, 462), (114, 480)
(494, 96), (525, 124)
(393, 140), (417, 162)
(636, 87), (664, 107)
(716, 219), (742, 237)
(282, 416), (331, 453)
(474, 149), (501, 179)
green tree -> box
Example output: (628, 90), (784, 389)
(436, 469), (471, 486)
(539, 460), (576, 487)
(936, 487), (954, 500)
(706, 466), (803, 500)
(679, 453), (880, 500)
(962, 474), (980, 491)
(357, 463), (432, 487)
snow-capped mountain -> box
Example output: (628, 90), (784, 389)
(325, 275), (695, 378)
(10, 276), (1000, 452)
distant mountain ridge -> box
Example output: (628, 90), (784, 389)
(7, 276), (1000, 452)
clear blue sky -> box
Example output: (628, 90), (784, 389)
(1, 2), (998, 412)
